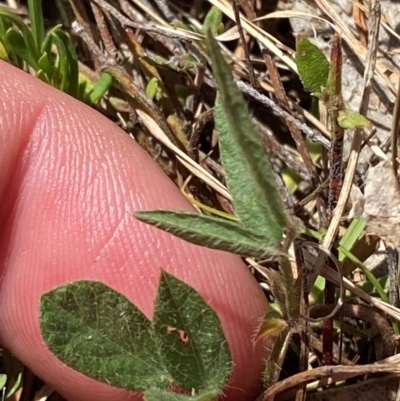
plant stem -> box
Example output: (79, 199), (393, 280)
(323, 34), (345, 366)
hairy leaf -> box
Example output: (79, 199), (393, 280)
(40, 280), (170, 391)
(256, 310), (288, 339)
(206, 30), (286, 246)
(296, 36), (329, 95)
(135, 210), (277, 258)
(203, 6), (223, 36)
(41, 273), (232, 396)
(153, 271), (232, 392)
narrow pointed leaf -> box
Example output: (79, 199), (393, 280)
(38, 51), (54, 78)
(0, 7), (40, 61)
(49, 31), (69, 92)
(153, 271), (232, 392)
(51, 27), (79, 97)
(135, 210), (276, 258)
(27, 0), (45, 51)
(206, 31), (286, 246)
(40, 280), (171, 391)
(202, 6), (223, 36)
(6, 28), (38, 69)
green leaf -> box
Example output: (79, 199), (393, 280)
(40, 280), (170, 391)
(146, 77), (159, 100)
(40, 30), (53, 55)
(295, 36), (329, 95)
(0, 12), (12, 36)
(0, 7), (40, 61)
(48, 31), (69, 92)
(337, 109), (371, 129)
(88, 73), (113, 104)
(5, 28), (39, 69)
(0, 17), (11, 61)
(50, 27), (79, 97)
(202, 6), (223, 36)
(78, 80), (88, 101)
(153, 271), (232, 392)
(41, 274), (232, 396)
(0, 39), (9, 61)
(28, 0), (45, 51)
(206, 31), (286, 245)
(2, 349), (23, 399)
(339, 217), (366, 262)
(145, 388), (219, 401)
(53, 27), (79, 96)
(38, 51), (54, 78)
(135, 210), (276, 258)
(36, 69), (50, 84)
(0, 374), (6, 391)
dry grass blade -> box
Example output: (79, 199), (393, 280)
(207, 0), (297, 71)
(93, 0), (205, 41)
(137, 110), (231, 201)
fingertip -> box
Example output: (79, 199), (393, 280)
(0, 60), (269, 401)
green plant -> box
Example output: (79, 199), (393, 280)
(136, 30), (294, 389)
(37, 30), (288, 400)
(136, 31), (286, 258)
(40, 271), (231, 401)
(0, 0), (111, 104)
(295, 36), (370, 131)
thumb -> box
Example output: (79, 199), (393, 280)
(0, 60), (269, 401)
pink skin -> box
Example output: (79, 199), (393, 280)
(0, 60), (269, 401)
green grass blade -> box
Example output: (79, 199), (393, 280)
(135, 210), (276, 258)
(339, 217), (366, 262)
(27, 0), (45, 51)
(206, 30), (286, 247)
